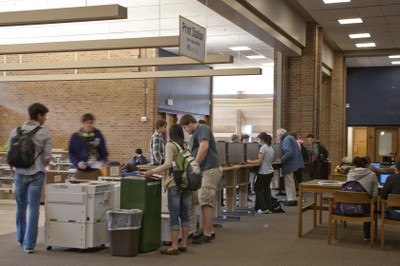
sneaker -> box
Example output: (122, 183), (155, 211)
(283, 200), (298, 206)
(364, 237), (370, 241)
(193, 231), (215, 240)
(192, 234), (212, 244)
(24, 249), (34, 254)
(17, 242), (22, 247)
(257, 209), (271, 214)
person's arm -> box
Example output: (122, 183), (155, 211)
(43, 131), (52, 166)
(195, 139), (209, 165)
(145, 143), (174, 176)
(248, 152), (265, 165)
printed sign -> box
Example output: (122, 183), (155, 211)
(179, 16), (206, 62)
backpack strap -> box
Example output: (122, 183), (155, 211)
(171, 141), (184, 152)
(27, 125), (42, 136)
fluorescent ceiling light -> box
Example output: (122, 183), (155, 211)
(323, 0), (351, 3)
(391, 61), (400, 65)
(349, 33), (370, 39)
(246, 55), (266, 59)
(389, 55), (400, 59)
(355, 42), (376, 48)
(338, 18), (363, 24)
(229, 46), (251, 51)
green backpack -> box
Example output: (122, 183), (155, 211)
(172, 142), (202, 191)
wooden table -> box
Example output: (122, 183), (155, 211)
(297, 179), (344, 237)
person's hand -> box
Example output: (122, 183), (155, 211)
(78, 161), (87, 169)
(247, 159), (252, 164)
(274, 159), (281, 164)
(143, 170), (153, 177)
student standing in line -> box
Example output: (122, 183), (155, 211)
(247, 132), (274, 214)
(68, 113), (108, 180)
(8, 103), (52, 254)
(179, 114), (222, 244)
(143, 124), (191, 255)
(149, 119), (167, 165)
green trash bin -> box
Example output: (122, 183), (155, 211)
(120, 176), (161, 253)
(107, 209), (143, 257)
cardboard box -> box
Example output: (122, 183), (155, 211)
(101, 164), (121, 177)
(41, 171), (69, 203)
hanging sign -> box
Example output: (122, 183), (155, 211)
(179, 16), (206, 62)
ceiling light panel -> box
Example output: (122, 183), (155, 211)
(355, 42), (376, 48)
(349, 33), (370, 39)
(246, 55), (266, 59)
(391, 61), (400, 65)
(229, 46), (251, 51)
(338, 18), (363, 24)
(323, 0), (351, 3)
(389, 55), (400, 58)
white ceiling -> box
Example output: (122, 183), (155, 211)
(289, 0), (400, 67)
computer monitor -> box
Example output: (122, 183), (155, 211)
(380, 173), (390, 186)
(227, 142), (246, 164)
(216, 141), (228, 166)
(382, 155), (395, 165)
(245, 142), (260, 161)
(370, 162), (381, 169)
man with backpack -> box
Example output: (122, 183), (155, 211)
(7, 103), (52, 254)
(179, 114), (222, 244)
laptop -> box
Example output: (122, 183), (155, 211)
(379, 173), (390, 186)
(370, 162), (381, 169)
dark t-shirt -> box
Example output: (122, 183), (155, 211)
(381, 173), (400, 200)
(189, 124), (220, 171)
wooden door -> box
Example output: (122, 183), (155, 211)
(353, 127), (367, 158)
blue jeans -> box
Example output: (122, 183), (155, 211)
(14, 171), (45, 250)
(167, 186), (191, 230)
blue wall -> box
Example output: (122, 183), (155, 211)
(346, 67), (400, 126)
(157, 49), (211, 116)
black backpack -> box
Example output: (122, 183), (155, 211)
(300, 143), (310, 164)
(7, 126), (41, 168)
(317, 143), (329, 161)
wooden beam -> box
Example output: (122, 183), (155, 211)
(0, 36), (179, 54)
(0, 68), (262, 82)
(0, 5), (127, 26)
(0, 55), (234, 71)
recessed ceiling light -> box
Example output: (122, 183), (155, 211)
(323, 0), (351, 3)
(389, 55), (400, 59)
(391, 61), (400, 65)
(246, 55), (266, 59)
(229, 46), (251, 51)
(355, 42), (376, 48)
(338, 18), (363, 24)
(349, 33), (370, 39)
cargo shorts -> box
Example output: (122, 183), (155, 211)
(198, 166), (222, 208)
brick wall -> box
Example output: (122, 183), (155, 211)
(275, 23), (347, 174)
(0, 48), (160, 164)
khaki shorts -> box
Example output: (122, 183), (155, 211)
(198, 167), (222, 208)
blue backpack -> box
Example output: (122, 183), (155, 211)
(339, 180), (369, 215)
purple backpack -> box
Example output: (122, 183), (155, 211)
(339, 180), (369, 215)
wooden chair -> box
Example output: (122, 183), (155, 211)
(381, 194), (400, 250)
(328, 191), (375, 247)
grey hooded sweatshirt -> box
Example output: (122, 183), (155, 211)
(347, 167), (379, 200)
